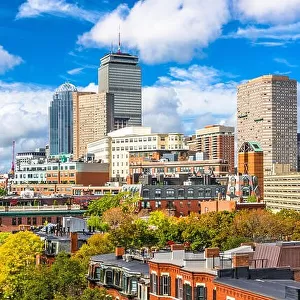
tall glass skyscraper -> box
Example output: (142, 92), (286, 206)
(49, 83), (77, 155)
(98, 52), (142, 130)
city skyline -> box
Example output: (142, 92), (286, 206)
(1, 0), (300, 172)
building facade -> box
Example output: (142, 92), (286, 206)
(264, 173), (300, 211)
(13, 161), (109, 186)
(196, 125), (235, 173)
(49, 83), (77, 155)
(72, 92), (114, 159)
(87, 127), (186, 182)
(98, 52), (142, 129)
(237, 75), (297, 174)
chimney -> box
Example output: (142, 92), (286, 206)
(205, 247), (220, 269)
(205, 247), (220, 258)
(115, 247), (125, 259)
(171, 244), (185, 260)
(70, 232), (78, 254)
(232, 254), (250, 268)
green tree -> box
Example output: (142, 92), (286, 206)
(51, 252), (86, 299)
(80, 287), (112, 300)
(16, 266), (54, 300)
(0, 188), (7, 196)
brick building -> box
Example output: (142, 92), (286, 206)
(149, 244), (300, 300)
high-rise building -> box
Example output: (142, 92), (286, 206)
(98, 52), (142, 130)
(73, 92), (114, 159)
(49, 83), (77, 155)
(195, 125), (235, 173)
(237, 75), (297, 174)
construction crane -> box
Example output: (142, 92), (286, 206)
(8, 140), (15, 179)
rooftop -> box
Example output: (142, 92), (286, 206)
(90, 253), (149, 275)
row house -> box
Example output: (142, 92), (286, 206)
(149, 244), (300, 300)
(88, 247), (150, 300)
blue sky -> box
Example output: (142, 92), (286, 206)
(1, 0), (300, 172)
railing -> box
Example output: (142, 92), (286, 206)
(0, 205), (81, 212)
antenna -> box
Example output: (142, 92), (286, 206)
(117, 25), (121, 54)
(110, 41), (113, 54)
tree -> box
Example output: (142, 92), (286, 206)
(16, 266), (54, 300)
(86, 192), (141, 218)
(0, 231), (43, 298)
(51, 252), (86, 299)
(0, 188), (6, 196)
(0, 232), (10, 246)
(80, 287), (112, 300)
(73, 233), (114, 268)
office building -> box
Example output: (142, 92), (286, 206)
(196, 125), (235, 173)
(73, 92), (114, 159)
(49, 83), (77, 155)
(237, 75), (297, 174)
(87, 127), (186, 182)
(98, 52), (142, 129)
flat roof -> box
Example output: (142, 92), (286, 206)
(214, 277), (300, 299)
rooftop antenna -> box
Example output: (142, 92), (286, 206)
(110, 41), (113, 54)
(117, 25), (121, 54)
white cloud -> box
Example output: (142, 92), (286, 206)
(0, 80), (98, 173)
(17, 0), (100, 23)
(233, 0), (300, 24)
(274, 58), (297, 68)
(0, 45), (23, 74)
(143, 65), (237, 133)
(77, 82), (98, 93)
(0, 81), (53, 173)
(78, 0), (230, 63)
(228, 22), (300, 42)
(67, 67), (83, 75)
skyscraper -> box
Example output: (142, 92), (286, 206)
(196, 125), (235, 173)
(49, 83), (77, 155)
(73, 91), (114, 159)
(98, 51), (142, 130)
(237, 75), (297, 174)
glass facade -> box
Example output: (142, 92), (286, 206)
(49, 83), (77, 155)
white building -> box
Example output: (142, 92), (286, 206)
(87, 127), (186, 182)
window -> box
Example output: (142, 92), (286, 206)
(178, 189), (184, 198)
(176, 278), (183, 299)
(95, 267), (101, 280)
(18, 217), (22, 225)
(205, 189), (211, 197)
(32, 217), (37, 225)
(12, 218), (16, 226)
(183, 284), (192, 300)
(187, 189), (194, 198)
(155, 189), (161, 198)
(115, 271), (121, 286)
(106, 270), (113, 285)
(166, 189), (175, 198)
(143, 190), (149, 198)
(131, 278), (138, 294)
(195, 286), (207, 300)
(151, 274), (158, 294)
(160, 275), (171, 295)
(199, 189), (204, 197)
(27, 217), (31, 225)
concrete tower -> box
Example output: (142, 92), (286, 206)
(237, 75), (297, 174)
(98, 51), (142, 130)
